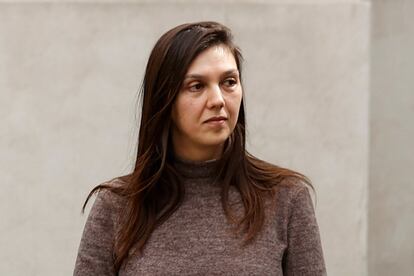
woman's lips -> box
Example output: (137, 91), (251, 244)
(205, 118), (227, 126)
(204, 116), (227, 123)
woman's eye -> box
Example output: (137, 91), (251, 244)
(189, 83), (204, 92)
(223, 78), (237, 88)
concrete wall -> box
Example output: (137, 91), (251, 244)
(369, 0), (414, 275)
(1, 1), (372, 275)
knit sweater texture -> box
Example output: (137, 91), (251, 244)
(74, 157), (326, 275)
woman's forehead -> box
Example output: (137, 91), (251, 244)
(185, 45), (237, 75)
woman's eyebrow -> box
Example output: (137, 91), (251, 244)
(184, 69), (239, 80)
(222, 69), (239, 76)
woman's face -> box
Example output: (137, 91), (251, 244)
(171, 44), (243, 161)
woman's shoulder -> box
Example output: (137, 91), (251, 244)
(275, 175), (310, 195)
(268, 175), (316, 229)
(269, 176), (310, 207)
(91, 175), (129, 211)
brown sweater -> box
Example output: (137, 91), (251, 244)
(74, 157), (326, 275)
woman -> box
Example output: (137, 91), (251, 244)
(74, 21), (326, 275)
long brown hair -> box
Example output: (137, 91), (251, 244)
(83, 21), (312, 271)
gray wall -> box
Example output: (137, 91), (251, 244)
(1, 1), (411, 276)
(369, 0), (414, 275)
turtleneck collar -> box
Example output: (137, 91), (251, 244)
(172, 156), (221, 179)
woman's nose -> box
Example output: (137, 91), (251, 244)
(206, 84), (225, 109)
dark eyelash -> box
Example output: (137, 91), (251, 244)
(189, 83), (204, 91)
(224, 79), (237, 85)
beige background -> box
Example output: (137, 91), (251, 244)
(0, 1), (412, 275)
(369, 0), (414, 275)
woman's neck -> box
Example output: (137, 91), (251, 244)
(172, 144), (223, 162)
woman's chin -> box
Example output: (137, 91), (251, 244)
(201, 134), (230, 146)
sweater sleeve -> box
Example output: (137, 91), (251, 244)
(73, 190), (118, 276)
(282, 186), (327, 276)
